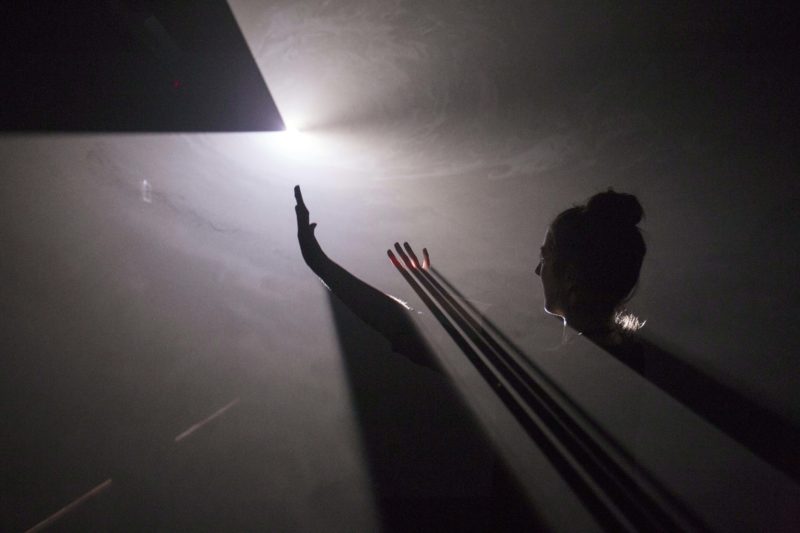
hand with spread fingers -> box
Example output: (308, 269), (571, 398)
(388, 242), (431, 273)
(294, 185), (324, 268)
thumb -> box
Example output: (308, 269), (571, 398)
(309, 222), (317, 233)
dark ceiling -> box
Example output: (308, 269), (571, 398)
(1, 1), (284, 131)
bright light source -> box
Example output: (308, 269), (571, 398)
(282, 124), (302, 145)
(275, 123), (307, 157)
(282, 117), (302, 134)
(225, 116), (381, 181)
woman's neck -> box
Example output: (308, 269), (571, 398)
(565, 311), (616, 338)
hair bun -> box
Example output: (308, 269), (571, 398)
(586, 189), (643, 227)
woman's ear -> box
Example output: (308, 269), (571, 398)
(561, 265), (579, 309)
(561, 264), (578, 289)
(566, 285), (579, 310)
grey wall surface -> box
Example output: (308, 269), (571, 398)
(2, 1), (798, 530)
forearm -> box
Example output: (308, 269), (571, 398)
(306, 252), (438, 369)
(308, 252), (412, 340)
(293, 185), (436, 369)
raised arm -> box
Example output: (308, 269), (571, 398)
(294, 186), (436, 369)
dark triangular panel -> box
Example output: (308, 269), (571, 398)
(0, 0), (284, 132)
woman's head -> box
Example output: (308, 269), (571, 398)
(535, 189), (646, 330)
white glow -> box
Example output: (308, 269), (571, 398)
(271, 124), (314, 159)
(205, 122), (394, 185)
(254, 126), (363, 171)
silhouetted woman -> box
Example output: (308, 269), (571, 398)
(535, 189), (646, 350)
(295, 185), (646, 364)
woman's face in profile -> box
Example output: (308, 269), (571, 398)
(535, 231), (564, 317)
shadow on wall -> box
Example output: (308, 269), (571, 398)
(430, 263), (800, 484)
(611, 332), (800, 484)
(385, 246), (800, 530)
(326, 292), (536, 531)
(431, 264), (800, 487)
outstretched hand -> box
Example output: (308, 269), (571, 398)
(294, 185), (323, 266)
